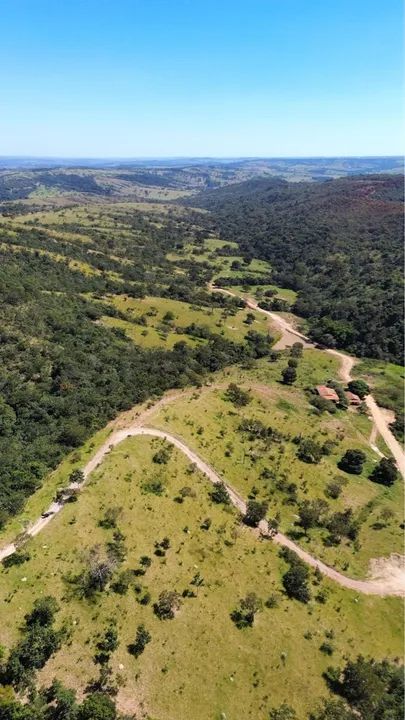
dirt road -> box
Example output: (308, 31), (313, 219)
(213, 286), (405, 479)
(1, 422), (404, 596)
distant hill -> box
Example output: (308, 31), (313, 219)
(191, 174), (404, 362)
(0, 155), (402, 199)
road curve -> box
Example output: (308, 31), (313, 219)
(212, 286), (405, 479)
(1, 424), (404, 596)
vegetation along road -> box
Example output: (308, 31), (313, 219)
(213, 285), (405, 479)
(0, 286), (403, 596)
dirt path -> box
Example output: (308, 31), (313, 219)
(1, 422), (404, 595)
(213, 286), (405, 479)
(0, 290), (403, 592)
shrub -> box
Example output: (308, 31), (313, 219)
(224, 383), (251, 406)
(2, 550), (31, 568)
(153, 590), (182, 620)
(128, 624), (151, 658)
(230, 592), (262, 628)
(338, 449), (366, 475)
(98, 506), (122, 529)
(281, 366), (297, 385)
(348, 380), (370, 399)
(369, 457), (398, 487)
(243, 500), (268, 527)
(296, 437), (325, 463)
(210, 481), (230, 505)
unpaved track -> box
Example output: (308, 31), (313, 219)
(1, 423), (404, 595)
(213, 286), (405, 479)
(0, 288), (403, 593)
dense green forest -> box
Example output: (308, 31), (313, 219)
(192, 174), (404, 362)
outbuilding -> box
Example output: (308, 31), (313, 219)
(316, 385), (339, 403)
(346, 391), (362, 406)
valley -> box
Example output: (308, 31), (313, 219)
(0, 165), (403, 719)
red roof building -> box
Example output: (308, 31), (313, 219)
(346, 391), (361, 405)
(316, 385), (339, 402)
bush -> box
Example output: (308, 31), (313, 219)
(348, 380), (370, 399)
(224, 383), (251, 406)
(297, 438), (324, 464)
(369, 457), (398, 487)
(98, 506), (122, 529)
(2, 550), (31, 568)
(325, 476), (347, 499)
(338, 449), (366, 475)
(282, 563), (311, 603)
(210, 481), (230, 504)
(268, 705), (297, 720)
(128, 624), (151, 658)
(153, 590), (182, 620)
(281, 366), (297, 385)
(243, 500), (268, 527)
(230, 592), (262, 628)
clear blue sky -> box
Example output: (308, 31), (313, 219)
(0, 0), (403, 157)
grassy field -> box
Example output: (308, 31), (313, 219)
(143, 356), (404, 579)
(0, 433), (402, 720)
(98, 294), (276, 348)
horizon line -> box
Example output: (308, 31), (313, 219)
(0, 154), (403, 161)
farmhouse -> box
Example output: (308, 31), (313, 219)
(316, 385), (339, 403)
(346, 391), (362, 406)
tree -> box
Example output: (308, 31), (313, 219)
(290, 342), (304, 358)
(45, 679), (78, 720)
(297, 439), (324, 464)
(282, 561), (311, 603)
(325, 476), (347, 499)
(153, 590), (182, 620)
(369, 457), (398, 487)
(162, 310), (175, 323)
(230, 592), (262, 628)
(309, 699), (357, 720)
(339, 656), (386, 718)
(281, 366), (297, 385)
(224, 383), (251, 407)
(128, 624), (152, 658)
(243, 500), (268, 527)
(326, 509), (359, 543)
(210, 481), (230, 505)
(78, 692), (116, 720)
(348, 380), (370, 399)
(298, 499), (328, 534)
(287, 357), (298, 368)
(244, 312), (255, 325)
(338, 449), (366, 475)
(74, 547), (115, 598)
(25, 596), (59, 628)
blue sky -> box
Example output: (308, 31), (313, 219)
(0, 0), (403, 157)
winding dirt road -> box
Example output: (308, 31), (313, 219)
(0, 287), (403, 596)
(213, 286), (405, 479)
(1, 421), (404, 595)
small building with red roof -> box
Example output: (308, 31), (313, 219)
(316, 385), (339, 403)
(346, 391), (362, 406)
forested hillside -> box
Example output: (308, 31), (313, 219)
(192, 174), (404, 362)
(0, 204), (249, 526)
